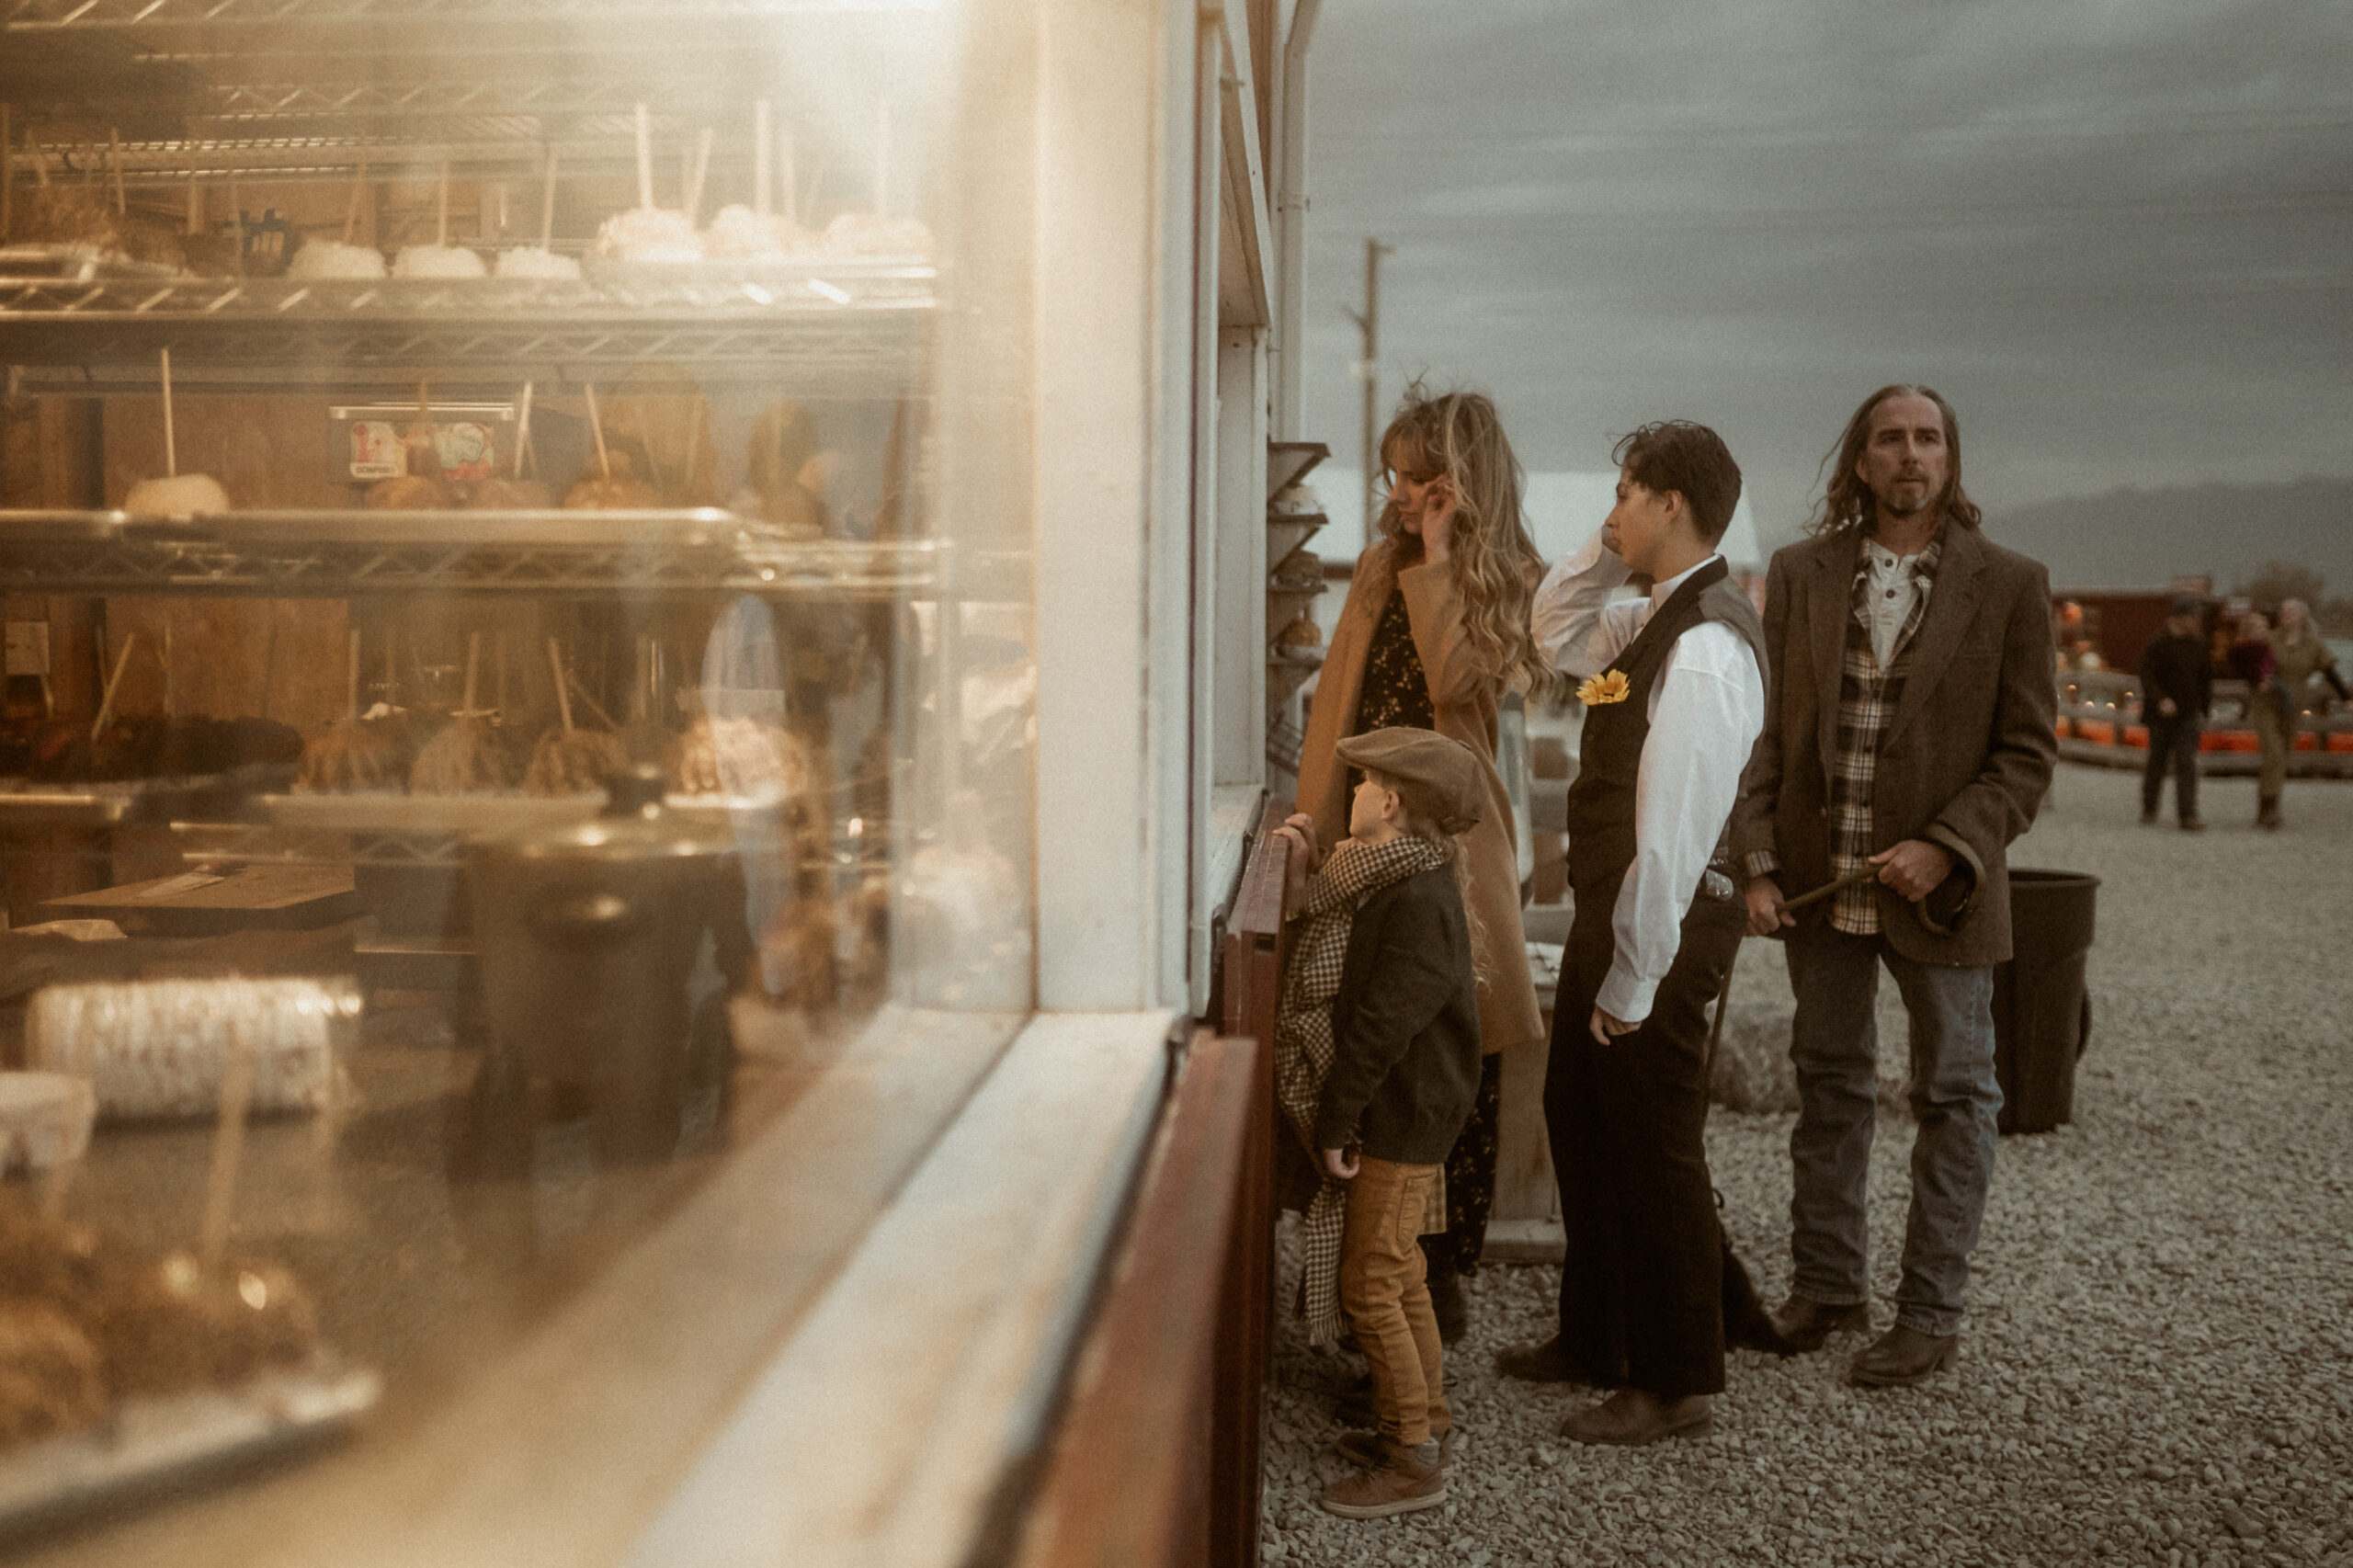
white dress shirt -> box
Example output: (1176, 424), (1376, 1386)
(1531, 528), (1767, 1023)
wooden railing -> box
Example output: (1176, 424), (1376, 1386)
(1010, 803), (1292, 1568)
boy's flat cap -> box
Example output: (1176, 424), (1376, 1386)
(1336, 727), (1484, 835)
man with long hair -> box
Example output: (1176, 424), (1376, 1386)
(1731, 385), (2055, 1387)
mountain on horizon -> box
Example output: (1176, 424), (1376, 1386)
(1982, 477), (2353, 596)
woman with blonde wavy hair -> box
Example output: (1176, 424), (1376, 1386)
(1295, 383), (1551, 1348)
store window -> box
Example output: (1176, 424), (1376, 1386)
(0, 0), (1035, 1544)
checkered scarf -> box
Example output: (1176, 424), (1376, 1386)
(1276, 833), (1452, 1346)
(1828, 532), (1943, 933)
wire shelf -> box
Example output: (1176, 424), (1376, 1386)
(5, 0), (936, 28)
(0, 267), (935, 379)
(0, 510), (951, 599)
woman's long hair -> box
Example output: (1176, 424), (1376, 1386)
(1376, 383), (1558, 699)
(1808, 382), (1983, 538)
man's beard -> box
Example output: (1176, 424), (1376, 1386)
(1876, 485), (1941, 521)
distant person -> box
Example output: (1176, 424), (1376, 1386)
(1498, 421), (1787, 1445)
(1731, 384), (2056, 1388)
(1289, 729), (1487, 1519)
(2266, 599), (2350, 829)
(2227, 612), (2286, 829)
(2137, 599), (2213, 830)
(1293, 386), (1550, 1346)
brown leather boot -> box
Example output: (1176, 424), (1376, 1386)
(1317, 1438), (1447, 1517)
(1494, 1334), (1599, 1384)
(1766, 1296), (1870, 1353)
(1848, 1324), (1961, 1387)
(1559, 1390), (1713, 1447)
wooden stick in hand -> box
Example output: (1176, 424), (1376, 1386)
(1775, 865), (1881, 915)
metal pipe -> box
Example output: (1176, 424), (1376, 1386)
(1271, 0), (1323, 441)
(1358, 236), (1392, 552)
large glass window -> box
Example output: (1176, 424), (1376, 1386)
(0, 0), (1035, 1545)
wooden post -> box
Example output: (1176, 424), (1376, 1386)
(1011, 1031), (1263, 1568)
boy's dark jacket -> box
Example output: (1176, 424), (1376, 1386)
(1312, 864), (1482, 1164)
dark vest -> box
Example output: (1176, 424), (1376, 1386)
(1564, 559), (1768, 898)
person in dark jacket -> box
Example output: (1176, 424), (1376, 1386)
(1281, 726), (1485, 1520)
(2138, 598), (2212, 829)
(1733, 385), (2058, 1391)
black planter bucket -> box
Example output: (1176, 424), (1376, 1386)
(1993, 869), (2099, 1134)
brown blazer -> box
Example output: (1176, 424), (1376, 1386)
(1730, 522), (2057, 968)
(1296, 540), (1544, 1054)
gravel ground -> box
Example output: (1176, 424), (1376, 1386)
(1262, 763), (2353, 1567)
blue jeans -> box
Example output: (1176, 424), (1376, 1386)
(1784, 925), (2002, 1336)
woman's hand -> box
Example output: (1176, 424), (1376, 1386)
(1419, 478), (1457, 564)
(1322, 1145), (1359, 1181)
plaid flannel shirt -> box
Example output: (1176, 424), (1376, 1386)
(1824, 533), (1944, 933)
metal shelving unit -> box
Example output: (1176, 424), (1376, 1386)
(0, 4), (947, 858)
(0, 510), (949, 598)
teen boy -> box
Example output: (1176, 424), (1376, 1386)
(1498, 421), (1770, 1444)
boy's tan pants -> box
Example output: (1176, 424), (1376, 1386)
(1339, 1156), (1449, 1448)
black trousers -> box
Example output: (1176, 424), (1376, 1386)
(2141, 714), (2200, 821)
(1543, 887), (1745, 1400)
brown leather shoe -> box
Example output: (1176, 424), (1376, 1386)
(1335, 1427), (1454, 1471)
(1494, 1335), (1597, 1384)
(1317, 1440), (1447, 1518)
(1847, 1324), (1960, 1388)
(1559, 1390), (1712, 1447)
(1766, 1296), (1870, 1353)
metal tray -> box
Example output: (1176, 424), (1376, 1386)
(0, 1360), (381, 1542)
(0, 786), (136, 830)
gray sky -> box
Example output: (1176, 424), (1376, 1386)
(1299, 0), (2353, 549)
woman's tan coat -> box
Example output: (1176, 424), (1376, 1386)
(1295, 540), (1543, 1055)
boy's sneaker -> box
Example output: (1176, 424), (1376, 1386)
(1317, 1438), (1447, 1518)
(1333, 1427), (1454, 1471)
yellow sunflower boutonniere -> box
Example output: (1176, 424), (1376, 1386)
(1577, 669), (1632, 707)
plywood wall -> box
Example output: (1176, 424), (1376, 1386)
(97, 597), (350, 733)
(103, 395), (349, 510)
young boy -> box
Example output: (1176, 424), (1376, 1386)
(1278, 726), (1485, 1519)
(1498, 420), (1771, 1442)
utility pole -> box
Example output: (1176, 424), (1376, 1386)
(1347, 237), (1393, 553)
